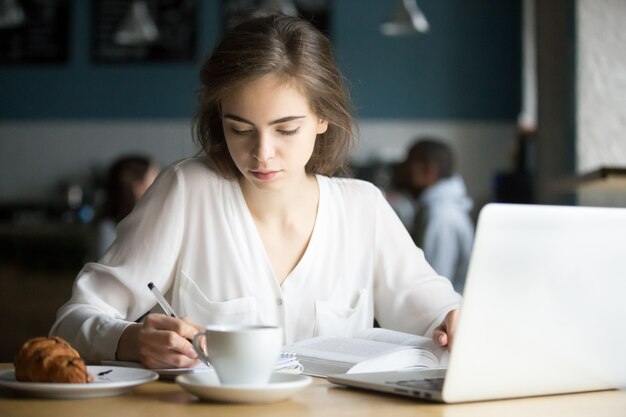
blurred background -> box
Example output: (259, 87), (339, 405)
(0, 0), (625, 361)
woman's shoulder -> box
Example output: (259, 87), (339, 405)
(169, 157), (216, 175)
(319, 175), (383, 201)
(150, 158), (231, 197)
(164, 158), (225, 184)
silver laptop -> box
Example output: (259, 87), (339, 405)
(328, 203), (626, 403)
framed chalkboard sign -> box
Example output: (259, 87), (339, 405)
(0, 0), (70, 64)
(91, 0), (198, 63)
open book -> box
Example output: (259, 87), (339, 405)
(284, 328), (448, 377)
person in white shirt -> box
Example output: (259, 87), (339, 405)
(50, 14), (461, 369)
(396, 139), (475, 293)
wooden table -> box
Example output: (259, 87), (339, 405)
(1, 363), (626, 417)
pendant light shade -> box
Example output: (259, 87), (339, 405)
(114, 0), (159, 46)
(0, 0), (25, 29)
(380, 0), (429, 36)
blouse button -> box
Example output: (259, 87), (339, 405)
(276, 298), (283, 306)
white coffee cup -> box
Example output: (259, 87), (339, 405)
(192, 324), (283, 386)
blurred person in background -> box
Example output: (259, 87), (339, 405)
(96, 155), (160, 258)
(395, 138), (474, 293)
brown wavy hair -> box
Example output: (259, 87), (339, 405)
(193, 13), (356, 178)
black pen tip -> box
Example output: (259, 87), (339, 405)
(147, 282), (154, 289)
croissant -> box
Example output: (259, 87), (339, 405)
(14, 336), (93, 383)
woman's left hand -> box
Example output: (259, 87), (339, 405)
(432, 309), (459, 351)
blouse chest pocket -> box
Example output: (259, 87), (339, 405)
(314, 288), (372, 337)
(177, 271), (257, 326)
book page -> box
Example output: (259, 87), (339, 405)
(287, 336), (409, 365)
(348, 349), (437, 374)
(354, 328), (449, 364)
(355, 327), (432, 346)
(286, 329), (450, 376)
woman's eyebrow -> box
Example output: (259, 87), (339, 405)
(223, 114), (306, 125)
(223, 114), (253, 125)
(268, 116), (306, 125)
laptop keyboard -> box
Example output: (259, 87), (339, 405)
(390, 378), (445, 391)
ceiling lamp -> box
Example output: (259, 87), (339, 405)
(114, 0), (159, 46)
(0, 0), (25, 29)
(380, 0), (430, 36)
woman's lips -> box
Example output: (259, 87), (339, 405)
(250, 170), (279, 180)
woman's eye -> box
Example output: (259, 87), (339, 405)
(279, 127), (300, 136)
(230, 127), (252, 135)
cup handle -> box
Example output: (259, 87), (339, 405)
(192, 333), (211, 366)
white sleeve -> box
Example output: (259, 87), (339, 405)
(49, 165), (186, 361)
(372, 189), (462, 336)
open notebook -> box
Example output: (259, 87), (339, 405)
(102, 352), (302, 379)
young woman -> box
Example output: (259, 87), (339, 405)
(51, 14), (461, 369)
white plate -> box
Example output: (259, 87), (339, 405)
(176, 371), (312, 404)
(0, 366), (158, 399)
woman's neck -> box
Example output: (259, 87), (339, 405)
(239, 173), (319, 226)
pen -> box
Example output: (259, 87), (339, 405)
(148, 282), (194, 345)
(147, 282), (178, 318)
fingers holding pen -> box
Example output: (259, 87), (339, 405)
(181, 316), (206, 333)
(137, 313), (201, 368)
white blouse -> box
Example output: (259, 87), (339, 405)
(50, 158), (461, 361)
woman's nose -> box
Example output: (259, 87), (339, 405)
(252, 133), (276, 162)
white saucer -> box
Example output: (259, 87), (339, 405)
(176, 371), (312, 403)
(0, 366), (158, 399)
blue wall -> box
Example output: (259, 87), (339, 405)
(335, 1), (521, 119)
(0, 0), (520, 120)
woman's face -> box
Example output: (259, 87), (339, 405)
(408, 160), (438, 195)
(220, 74), (328, 191)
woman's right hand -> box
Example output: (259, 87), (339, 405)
(116, 313), (203, 369)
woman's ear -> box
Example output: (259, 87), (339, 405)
(316, 118), (329, 134)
